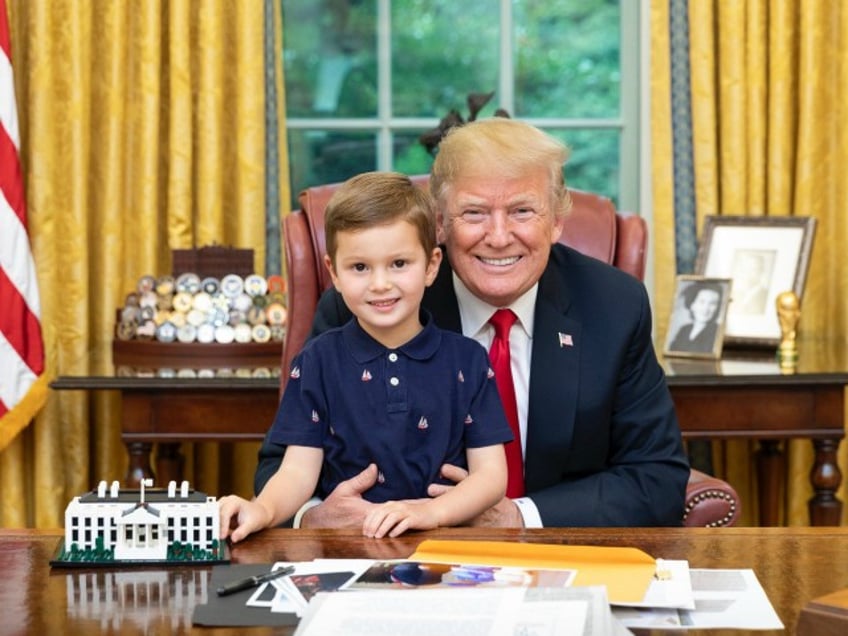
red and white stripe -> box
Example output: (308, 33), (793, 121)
(0, 0), (45, 434)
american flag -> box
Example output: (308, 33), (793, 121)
(0, 0), (47, 451)
(558, 332), (573, 347)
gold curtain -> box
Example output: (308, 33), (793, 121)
(652, 0), (848, 525)
(0, 0), (287, 528)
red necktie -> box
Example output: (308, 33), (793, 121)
(488, 309), (525, 497)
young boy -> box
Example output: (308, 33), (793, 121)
(219, 172), (511, 540)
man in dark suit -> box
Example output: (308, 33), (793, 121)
(255, 118), (689, 527)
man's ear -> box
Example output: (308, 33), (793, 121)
(550, 213), (566, 245)
(324, 254), (339, 288)
(425, 247), (443, 287)
(435, 209), (447, 245)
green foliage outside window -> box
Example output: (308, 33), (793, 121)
(282, 0), (623, 205)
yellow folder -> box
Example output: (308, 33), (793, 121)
(410, 539), (656, 603)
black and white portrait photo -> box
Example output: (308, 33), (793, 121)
(664, 276), (732, 359)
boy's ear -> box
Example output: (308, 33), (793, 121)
(323, 254), (339, 287)
(425, 247), (443, 287)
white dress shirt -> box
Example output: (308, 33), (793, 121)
(452, 273), (543, 528)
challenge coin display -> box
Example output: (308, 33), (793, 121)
(116, 272), (286, 345)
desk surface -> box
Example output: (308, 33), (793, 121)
(3, 527), (848, 635)
(50, 336), (848, 390)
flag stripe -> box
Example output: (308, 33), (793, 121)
(0, 265), (43, 373)
(0, 182), (40, 314)
(0, 17), (20, 149)
(0, 124), (24, 224)
(0, 0), (9, 58)
(0, 0), (47, 447)
(0, 332), (38, 416)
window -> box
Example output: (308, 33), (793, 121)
(282, 0), (637, 209)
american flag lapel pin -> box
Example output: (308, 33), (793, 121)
(558, 332), (573, 347)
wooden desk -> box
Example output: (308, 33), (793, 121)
(3, 527), (848, 635)
(51, 337), (848, 526)
(51, 365), (281, 488)
(664, 339), (848, 527)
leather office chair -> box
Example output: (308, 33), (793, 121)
(281, 176), (740, 527)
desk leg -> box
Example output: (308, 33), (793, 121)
(156, 443), (185, 485)
(756, 440), (784, 526)
(809, 438), (843, 526)
(125, 442), (154, 488)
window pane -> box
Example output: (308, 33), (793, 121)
(283, 0), (377, 118)
(392, 2), (499, 117)
(281, 1), (631, 210)
(392, 132), (435, 177)
(514, 1), (620, 118)
(288, 130), (378, 201)
(547, 128), (621, 205)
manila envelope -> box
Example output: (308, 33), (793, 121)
(410, 539), (656, 604)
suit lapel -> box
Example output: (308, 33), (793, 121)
(524, 255), (581, 489)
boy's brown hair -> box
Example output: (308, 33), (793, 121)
(324, 171), (438, 263)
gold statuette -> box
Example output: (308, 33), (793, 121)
(776, 291), (800, 371)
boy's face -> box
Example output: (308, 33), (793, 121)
(325, 219), (442, 348)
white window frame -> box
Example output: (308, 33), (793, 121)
(285, 0), (643, 236)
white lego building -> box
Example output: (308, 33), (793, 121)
(64, 479), (221, 561)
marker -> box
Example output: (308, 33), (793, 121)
(216, 565), (296, 596)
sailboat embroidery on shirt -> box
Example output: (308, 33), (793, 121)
(457, 370), (465, 383)
(290, 366), (301, 379)
(311, 410), (319, 423)
(418, 416), (429, 430)
(464, 414), (473, 425)
(487, 367), (495, 379)
(361, 369), (372, 381)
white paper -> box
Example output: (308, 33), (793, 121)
(293, 587), (615, 636)
(613, 568), (783, 631)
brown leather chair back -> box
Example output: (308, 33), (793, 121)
(279, 176), (741, 527)
(282, 176), (647, 381)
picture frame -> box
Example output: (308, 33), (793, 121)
(695, 216), (816, 347)
(663, 275), (732, 360)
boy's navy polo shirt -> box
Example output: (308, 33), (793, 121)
(270, 312), (514, 503)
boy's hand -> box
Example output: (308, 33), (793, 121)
(218, 495), (273, 543)
(362, 500), (438, 538)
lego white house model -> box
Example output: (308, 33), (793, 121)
(61, 479), (222, 563)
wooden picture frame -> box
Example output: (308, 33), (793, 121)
(695, 216), (816, 347)
(663, 275), (732, 359)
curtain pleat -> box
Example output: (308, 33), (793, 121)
(0, 0), (282, 528)
(654, 0), (848, 525)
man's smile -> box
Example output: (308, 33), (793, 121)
(478, 255), (521, 266)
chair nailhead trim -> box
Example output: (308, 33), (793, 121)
(682, 490), (739, 527)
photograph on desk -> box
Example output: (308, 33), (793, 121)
(346, 560), (576, 590)
(663, 276), (731, 360)
(695, 215), (816, 346)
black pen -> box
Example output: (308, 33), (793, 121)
(216, 565), (296, 596)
